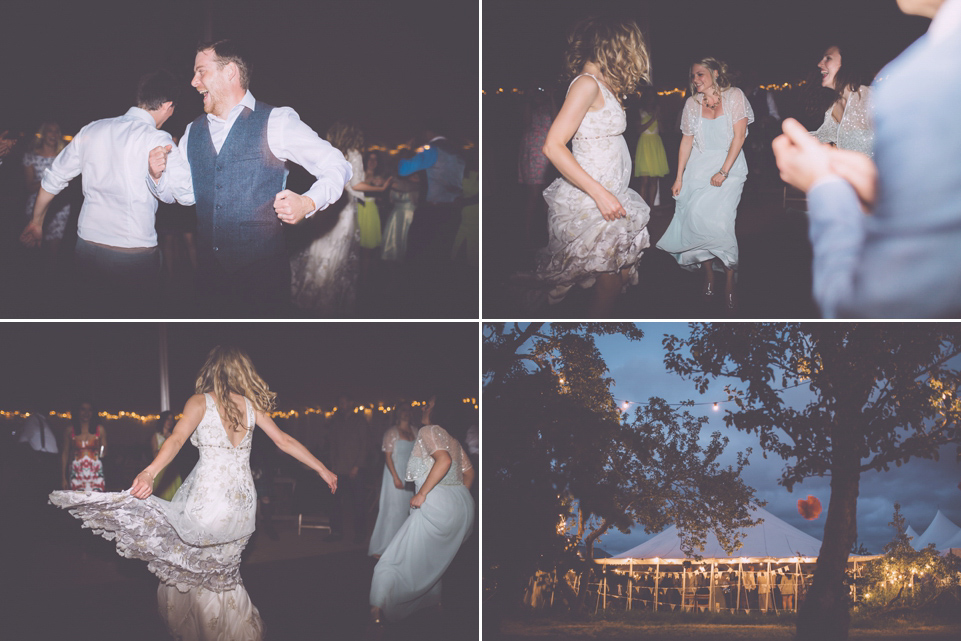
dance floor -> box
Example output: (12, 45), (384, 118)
(7, 494), (478, 640)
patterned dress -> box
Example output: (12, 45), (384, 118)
(532, 74), (651, 305)
(68, 426), (105, 492)
(50, 394), (264, 641)
(23, 152), (72, 241)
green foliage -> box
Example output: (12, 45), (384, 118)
(858, 503), (961, 614)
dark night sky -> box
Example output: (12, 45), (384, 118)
(0, 323), (478, 412)
(484, 0), (930, 92)
(0, 0), (477, 147)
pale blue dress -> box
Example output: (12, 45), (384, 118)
(657, 87), (753, 271)
(370, 424), (474, 622)
(368, 426), (416, 557)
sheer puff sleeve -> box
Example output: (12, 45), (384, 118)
(680, 97), (699, 136)
(382, 427), (399, 454)
(412, 425), (473, 474)
(726, 87), (755, 131)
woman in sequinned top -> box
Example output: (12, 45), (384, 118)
(811, 44), (875, 157)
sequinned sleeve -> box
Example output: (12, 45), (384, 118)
(413, 425), (472, 474)
(837, 86), (874, 157)
(382, 427), (399, 454)
(726, 87), (755, 130)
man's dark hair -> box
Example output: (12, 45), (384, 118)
(137, 70), (180, 111)
(197, 39), (251, 90)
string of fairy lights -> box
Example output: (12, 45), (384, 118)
(612, 380), (811, 414)
(482, 80), (807, 98)
(0, 397), (479, 424)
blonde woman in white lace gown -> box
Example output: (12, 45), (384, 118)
(370, 398), (474, 623)
(530, 17), (652, 316)
(657, 58), (754, 310)
(811, 44), (874, 156)
(49, 346), (337, 641)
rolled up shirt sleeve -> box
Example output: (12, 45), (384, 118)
(806, 175), (867, 318)
(269, 107), (351, 216)
(148, 123), (196, 206)
(398, 145), (438, 176)
(41, 131), (85, 195)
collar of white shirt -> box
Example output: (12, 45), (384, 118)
(206, 90), (257, 125)
(126, 106), (157, 126)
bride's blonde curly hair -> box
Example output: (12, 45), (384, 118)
(195, 346), (276, 432)
(563, 17), (650, 104)
(689, 57), (733, 103)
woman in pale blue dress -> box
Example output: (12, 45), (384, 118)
(656, 58), (753, 310)
(368, 406), (417, 558)
(370, 397), (474, 623)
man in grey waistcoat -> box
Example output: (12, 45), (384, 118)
(148, 40), (351, 316)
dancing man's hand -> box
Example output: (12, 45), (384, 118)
(130, 470), (155, 500)
(772, 118), (833, 192)
(321, 468), (338, 494)
(19, 222), (43, 249)
(274, 190), (315, 225)
(148, 145), (172, 181)
(592, 187), (626, 221)
(829, 148), (878, 213)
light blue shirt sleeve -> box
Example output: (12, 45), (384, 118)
(806, 176), (866, 318)
(398, 145), (438, 176)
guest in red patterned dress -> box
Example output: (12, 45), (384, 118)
(61, 400), (106, 492)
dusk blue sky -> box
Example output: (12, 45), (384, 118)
(552, 323), (961, 556)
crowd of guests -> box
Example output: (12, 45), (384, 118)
(513, 0), (960, 318)
(0, 39), (477, 319)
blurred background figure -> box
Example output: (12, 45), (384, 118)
(451, 148), (479, 265)
(325, 395), (370, 544)
(517, 85), (556, 245)
(62, 399), (106, 492)
(23, 122), (71, 264)
(368, 403), (417, 558)
(381, 148), (422, 262)
(17, 404), (60, 505)
(632, 89), (669, 209)
(154, 137), (198, 288)
(151, 411), (182, 501)
(354, 147), (392, 287)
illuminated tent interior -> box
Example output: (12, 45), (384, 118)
(526, 506), (879, 613)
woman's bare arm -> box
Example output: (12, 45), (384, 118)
(256, 409), (337, 494)
(409, 450), (452, 508)
(130, 395), (205, 499)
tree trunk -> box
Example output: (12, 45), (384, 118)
(573, 518), (611, 614)
(796, 460), (860, 641)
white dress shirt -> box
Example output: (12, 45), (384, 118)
(151, 91), (351, 216)
(41, 107), (174, 248)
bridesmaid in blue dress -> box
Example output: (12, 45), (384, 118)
(368, 405), (417, 558)
(370, 396), (474, 623)
(656, 58), (753, 310)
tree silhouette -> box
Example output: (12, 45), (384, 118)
(664, 323), (961, 641)
(484, 323), (760, 619)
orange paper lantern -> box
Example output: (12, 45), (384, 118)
(798, 495), (822, 520)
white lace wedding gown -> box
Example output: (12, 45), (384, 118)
(532, 73), (651, 305)
(49, 393), (263, 641)
(370, 425), (474, 621)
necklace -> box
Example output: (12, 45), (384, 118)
(703, 92), (720, 110)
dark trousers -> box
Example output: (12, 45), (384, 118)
(75, 237), (161, 317)
(197, 250), (291, 317)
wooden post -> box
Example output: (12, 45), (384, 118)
(628, 561), (633, 611)
(602, 565), (607, 611)
(550, 567), (556, 608)
(710, 562), (716, 612)
(736, 561), (743, 613)
(682, 567), (688, 611)
(655, 560), (660, 612)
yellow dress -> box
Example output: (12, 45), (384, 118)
(634, 112), (669, 177)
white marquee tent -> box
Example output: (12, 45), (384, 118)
(914, 510), (961, 551)
(611, 505), (823, 560)
(906, 525), (921, 548)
